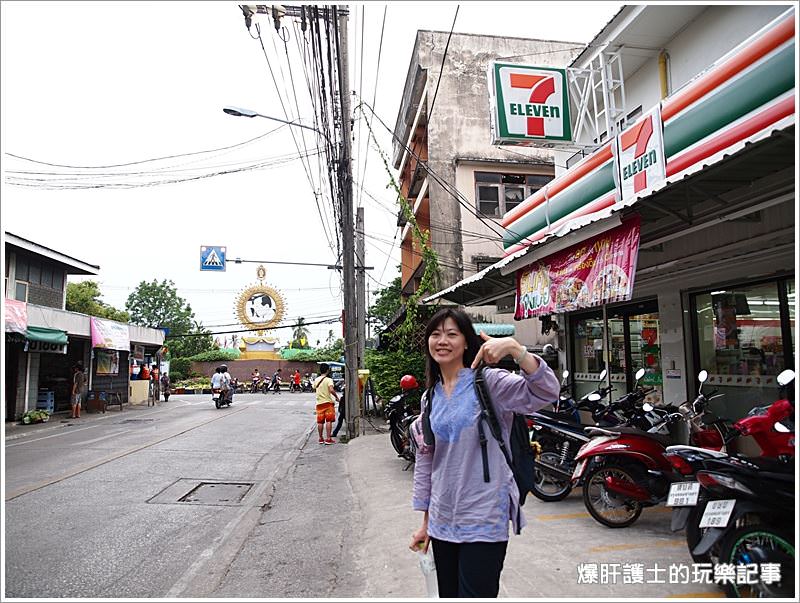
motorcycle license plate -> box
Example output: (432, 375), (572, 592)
(698, 499), (736, 528)
(572, 459), (586, 480)
(666, 482), (700, 507)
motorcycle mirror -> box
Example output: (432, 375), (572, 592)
(698, 370), (708, 384)
(598, 369), (607, 380)
(588, 393), (602, 402)
(774, 421), (791, 433)
(642, 402), (654, 412)
(777, 369), (795, 387)
(562, 369), (570, 380)
(635, 368), (646, 381)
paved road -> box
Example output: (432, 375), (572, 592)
(4, 393), (324, 598)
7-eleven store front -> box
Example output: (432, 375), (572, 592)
(425, 11), (795, 422)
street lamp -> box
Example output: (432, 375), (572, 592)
(222, 106), (331, 144)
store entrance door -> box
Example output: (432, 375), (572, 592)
(571, 299), (663, 405)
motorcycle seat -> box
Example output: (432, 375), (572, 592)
(586, 425), (672, 447)
(536, 408), (580, 422)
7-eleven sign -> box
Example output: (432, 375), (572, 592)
(617, 107), (666, 203)
(490, 63), (572, 143)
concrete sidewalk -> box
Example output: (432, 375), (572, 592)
(345, 426), (724, 599)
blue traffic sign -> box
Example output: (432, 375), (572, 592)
(200, 246), (226, 271)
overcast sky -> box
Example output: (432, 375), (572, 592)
(1, 1), (623, 348)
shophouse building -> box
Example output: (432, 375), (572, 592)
(4, 233), (165, 420)
(423, 5), (795, 421)
(392, 31), (583, 348)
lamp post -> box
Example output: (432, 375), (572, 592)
(222, 106), (332, 145)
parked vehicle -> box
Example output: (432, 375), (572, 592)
(664, 368), (795, 570)
(385, 374), (420, 464)
(530, 368), (667, 502)
(301, 378), (314, 393)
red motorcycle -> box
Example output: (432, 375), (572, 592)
(572, 369), (794, 528)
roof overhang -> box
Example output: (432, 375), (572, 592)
(4, 232), (100, 275)
(423, 125), (795, 307)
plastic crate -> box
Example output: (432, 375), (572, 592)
(36, 390), (55, 413)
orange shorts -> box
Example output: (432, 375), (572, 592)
(316, 402), (336, 423)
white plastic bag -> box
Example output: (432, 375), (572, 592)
(417, 547), (438, 598)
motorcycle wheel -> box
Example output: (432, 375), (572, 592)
(214, 399), (221, 409)
(531, 449), (573, 502)
(718, 524), (795, 598)
(582, 463), (643, 528)
(390, 427), (406, 456)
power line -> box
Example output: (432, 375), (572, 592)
(427, 5), (459, 122)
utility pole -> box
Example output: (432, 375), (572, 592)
(356, 206), (366, 434)
(336, 5), (359, 441)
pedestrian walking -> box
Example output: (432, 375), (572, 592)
(313, 363), (339, 445)
(408, 308), (559, 598)
(71, 362), (86, 419)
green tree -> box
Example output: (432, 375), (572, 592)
(66, 281), (129, 322)
(290, 317), (311, 348)
(125, 279), (214, 358)
(369, 276), (402, 333)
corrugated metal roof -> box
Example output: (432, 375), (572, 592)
(472, 323), (515, 336)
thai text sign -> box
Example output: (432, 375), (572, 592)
(515, 216), (641, 319)
(490, 63), (572, 143)
(90, 317), (130, 350)
(617, 107), (666, 203)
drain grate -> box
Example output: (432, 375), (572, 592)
(118, 418), (155, 424)
(179, 482), (254, 504)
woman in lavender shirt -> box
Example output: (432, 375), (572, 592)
(409, 308), (560, 597)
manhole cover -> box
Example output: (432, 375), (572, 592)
(178, 482), (254, 504)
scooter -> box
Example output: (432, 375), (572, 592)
(212, 387), (233, 409)
(301, 378), (314, 393)
(663, 368), (795, 567)
(385, 374), (420, 465)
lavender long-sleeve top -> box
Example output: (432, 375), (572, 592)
(412, 358), (560, 542)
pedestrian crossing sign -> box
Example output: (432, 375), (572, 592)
(200, 246), (226, 271)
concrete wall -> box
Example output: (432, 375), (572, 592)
(408, 31), (582, 289)
(189, 360), (323, 384)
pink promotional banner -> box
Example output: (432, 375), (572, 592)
(515, 215), (641, 319)
(4, 298), (28, 334)
(90, 317), (130, 350)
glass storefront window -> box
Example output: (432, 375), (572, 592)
(629, 312), (662, 405)
(694, 282), (786, 418)
(572, 315), (607, 401)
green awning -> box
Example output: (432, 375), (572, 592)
(472, 323), (515, 337)
(26, 326), (69, 344)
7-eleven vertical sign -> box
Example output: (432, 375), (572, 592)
(617, 107), (666, 203)
(490, 63), (572, 144)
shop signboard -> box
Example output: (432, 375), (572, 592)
(515, 216), (641, 319)
(616, 107), (666, 203)
(4, 298), (27, 334)
(26, 340), (68, 354)
(489, 62), (572, 144)
(90, 317), (130, 351)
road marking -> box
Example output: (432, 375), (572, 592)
(71, 430), (130, 446)
(5, 424), (100, 447)
(588, 539), (685, 552)
(5, 407), (251, 501)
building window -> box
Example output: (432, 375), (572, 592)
(691, 278), (795, 418)
(14, 281), (28, 302)
(16, 255), (29, 282)
(475, 171), (553, 218)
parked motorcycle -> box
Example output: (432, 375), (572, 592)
(664, 368), (795, 570)
(530, 368), (666, 502)
(301, 378), (314, 393)
(385, 374), (420, 464)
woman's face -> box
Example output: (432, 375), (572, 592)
(428, 317), (467, 366)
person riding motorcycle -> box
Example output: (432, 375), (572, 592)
(220, 364), (233, 403)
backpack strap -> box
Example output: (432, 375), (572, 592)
(421, 385), (436, 447)
(474, 365), (514, 479)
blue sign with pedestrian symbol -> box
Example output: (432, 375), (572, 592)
(200, 246), (226, 271)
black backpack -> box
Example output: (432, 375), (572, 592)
(420, 365), (537, 534)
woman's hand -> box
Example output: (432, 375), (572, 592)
(409, 525), (430, 553)
(471, 331), (540, 372)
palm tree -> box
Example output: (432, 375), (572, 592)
(292, 317), (310, 348)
